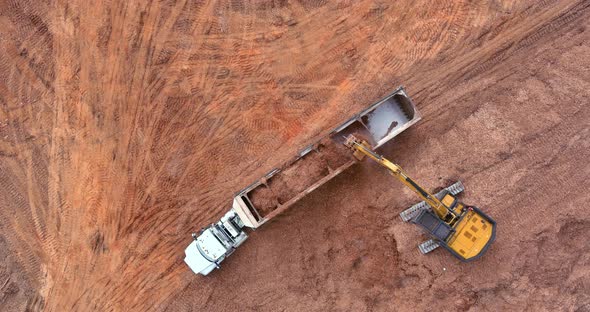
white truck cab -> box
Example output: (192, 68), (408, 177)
(184, 210), (248, 275)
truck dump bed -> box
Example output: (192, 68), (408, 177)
(234, 87), (421, 228)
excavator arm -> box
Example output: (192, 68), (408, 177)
(344, 135), (456, 222)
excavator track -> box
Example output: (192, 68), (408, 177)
(399, 201), (429, 222)
(444, 181), (465, 197)
(418, 239), (440, 254)
(399, 181), (465, 222)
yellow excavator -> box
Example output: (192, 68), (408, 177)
(345, 135), (496, 261)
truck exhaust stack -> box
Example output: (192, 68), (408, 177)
(185, 86), (421, 275)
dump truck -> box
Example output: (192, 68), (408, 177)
(185, 86), (421, 275)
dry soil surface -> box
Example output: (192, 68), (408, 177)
(1, 0), (589, 311)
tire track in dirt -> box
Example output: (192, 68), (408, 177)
(408, 0), (587, 107)
(0, 3), (57, 307)
(3, 0), (589, 311)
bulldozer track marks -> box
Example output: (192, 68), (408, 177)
(1, 0), (589, 310)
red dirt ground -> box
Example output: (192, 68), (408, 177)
(1, 0), (589, 311)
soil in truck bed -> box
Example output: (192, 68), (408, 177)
(248, 138), (353, 217)
(267, 150), (330, 204)
(248, 185), (279, 217)
(318, 137), (354, 170)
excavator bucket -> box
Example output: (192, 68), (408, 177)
(233, 87), (421, 228)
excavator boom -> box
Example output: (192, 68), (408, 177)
(344, 136), (455, 221)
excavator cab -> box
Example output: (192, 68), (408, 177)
(412, 196), (496, 262)
(441, 205), (496, 261)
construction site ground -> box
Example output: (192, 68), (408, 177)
(1, 0), (589, 311)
